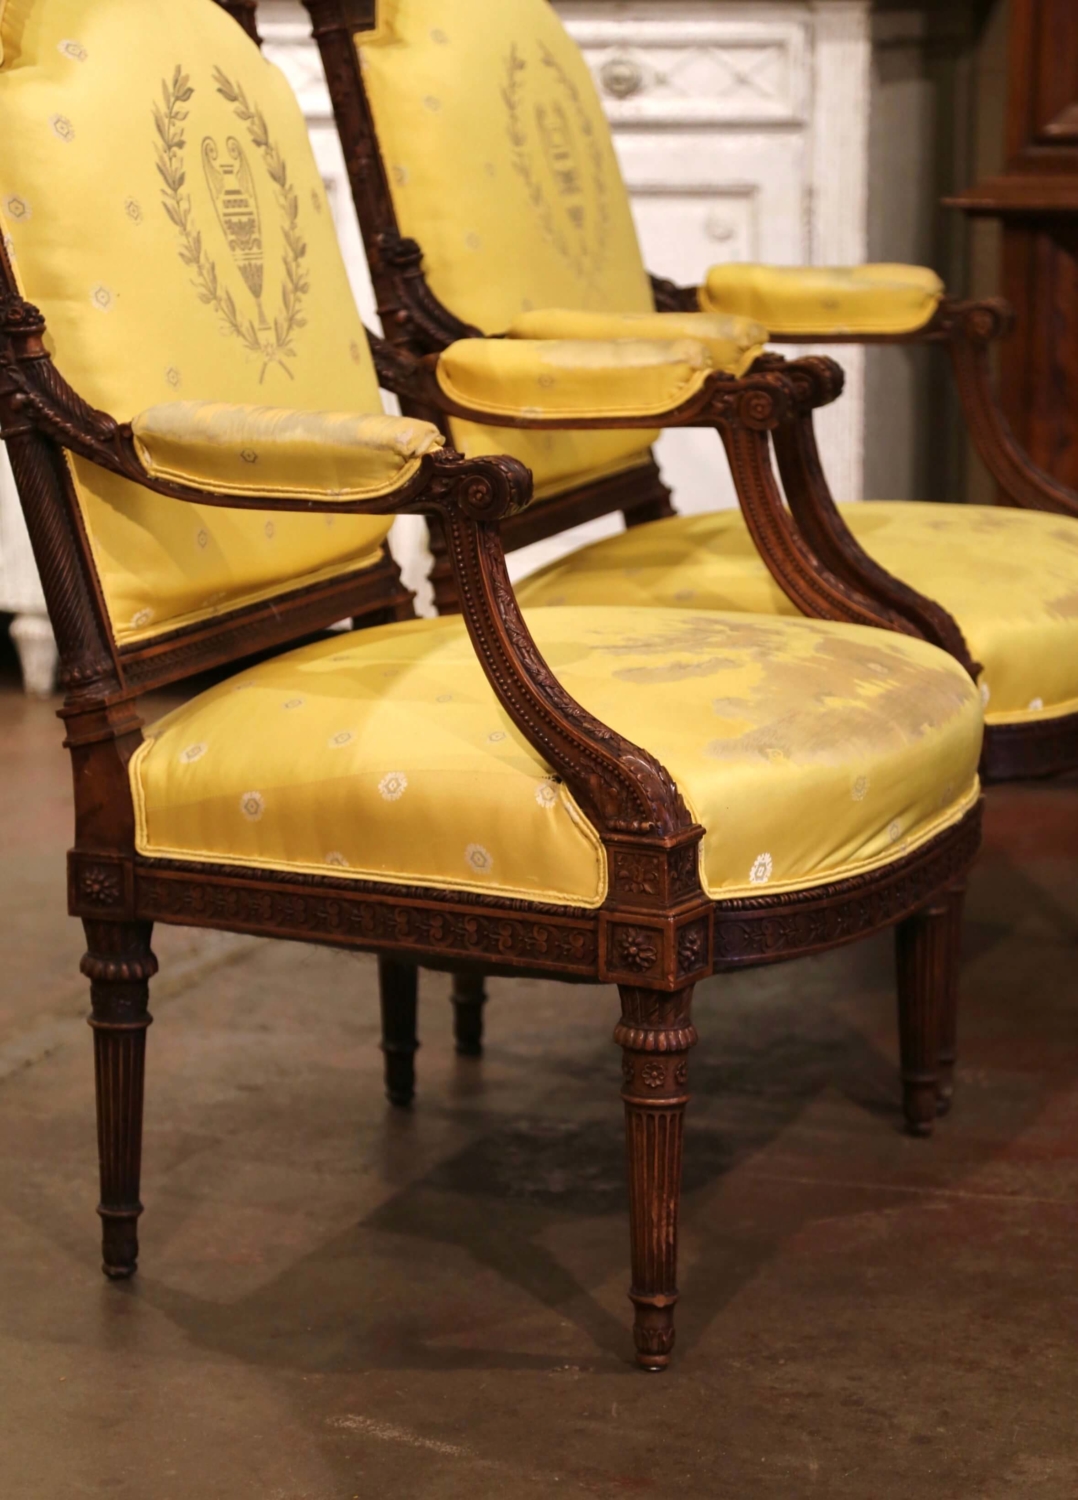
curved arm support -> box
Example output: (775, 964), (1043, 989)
(718, 414), (923, 638)
(946, 300), (1078, 518)
(768, 357), (981, 679)
(439, 497), (698, 843)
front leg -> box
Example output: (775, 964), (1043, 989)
(616, 984), (697, 1371)
(83, 919), (156, 1278)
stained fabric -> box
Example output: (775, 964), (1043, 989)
(133, 606), (983, 907)
(516, 502), (1078, 725)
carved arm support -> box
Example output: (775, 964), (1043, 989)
(370, 329), (935, 644)
(654, 270), (1078, 520)
(760, 353), (980, 679)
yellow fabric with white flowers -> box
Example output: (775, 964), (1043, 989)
(357, 0), (662, 500)
(0, 0), (398, 645)
(507, 308), (768, 376)
(516, 503), (1078, 726)
(132, 402), (444, 500)
(700, 264), (944, 336)
(132, 606), (982, 906)
(437, 338), (714, 422)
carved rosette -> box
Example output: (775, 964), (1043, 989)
(69, 851), (136, 920)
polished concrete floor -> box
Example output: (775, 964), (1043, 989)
(1, 661), (1077, 1498)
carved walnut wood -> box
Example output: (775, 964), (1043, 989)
(766, 353), (981, 677)
(616, 983), (696, 1370)
(0, 23), (989, 1369)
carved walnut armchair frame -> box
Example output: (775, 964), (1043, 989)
(212, 0), (1063, 1097)
(1, 203), (980, 1366)
(255, 0), (1078, 789)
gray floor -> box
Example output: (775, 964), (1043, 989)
(2, 680), (1078, 1498)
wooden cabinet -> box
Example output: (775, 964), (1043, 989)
(951, 0), (1078, 491)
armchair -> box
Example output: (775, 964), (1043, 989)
(0, 0), (986, 1371)
(290, 0), (1078, 789)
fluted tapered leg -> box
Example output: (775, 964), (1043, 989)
(83, 920), (156, 1279)
(936, 881), (966, 1116)
(450, 971), (487, 1056)
(615, 984), (697, 1372)
(895, 900), (952, 1136)
(379, 956), (418, 1107)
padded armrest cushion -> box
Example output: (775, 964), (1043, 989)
(436, 337), (715, 421)
(131, 402), (445, 500)
(699, 263), (944, 336)
(506, 308), (767, 377)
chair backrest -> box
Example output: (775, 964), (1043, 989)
(353, 0), (660, 500)
(0, 0), (397, 651)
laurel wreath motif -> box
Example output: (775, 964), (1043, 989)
(154, 64), (309, 381)
(502, 41), (610, 291)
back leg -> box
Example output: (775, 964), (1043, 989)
(451, 971), (487, 1056)
(936, 880), (966, 1115)
(378, 956), (419, 1107)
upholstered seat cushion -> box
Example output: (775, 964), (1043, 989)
(437, 337), (715, 421)
(699, 264), (944, 336)
(132, 402), (444, 500)
(506, 308), (768, 376)
(132, 606), (982, 908)
(515, 503), (1078, 726)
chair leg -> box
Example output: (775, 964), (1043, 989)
(936, 880), (967, 1116)
(82, 920), (156, 1279)
(378, 955), (419, 1107)
(895, 899), (952, 1137)
(615, 983), (697, 1372)
(450, 971), (487, 1056)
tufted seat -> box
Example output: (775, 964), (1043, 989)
(133, 606), (983, 907)
(515, 504), (1078, 727)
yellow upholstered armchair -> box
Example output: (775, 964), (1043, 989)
(286, 0), (1078, 794)
(0, 0), (986, 1371)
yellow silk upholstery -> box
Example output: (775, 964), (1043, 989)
(132, 606), (982, 906)
(132, 401), (444, 500)
(507, 308), (768, 376)
(437, 337), (714, 421)
(516, 502), (1078, 726)
(700, 264), (944, 336)
(0, 0), (398, 645)
(356, 0), (662, 499)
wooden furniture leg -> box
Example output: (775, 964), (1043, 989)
(616, 983), (697, 1372)
(936, 880), (967, 1115)
(894, 901), (952, 1136)
(378, 955), (419, 1107)
(450, 971), (487, 1056)
(83, 919), (156, 1279)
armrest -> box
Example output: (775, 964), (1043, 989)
(506, 308), (767, 376)
(435, 336), (718, 423)
(699, 263), (943, 338)
(131, 401), (444, 502)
